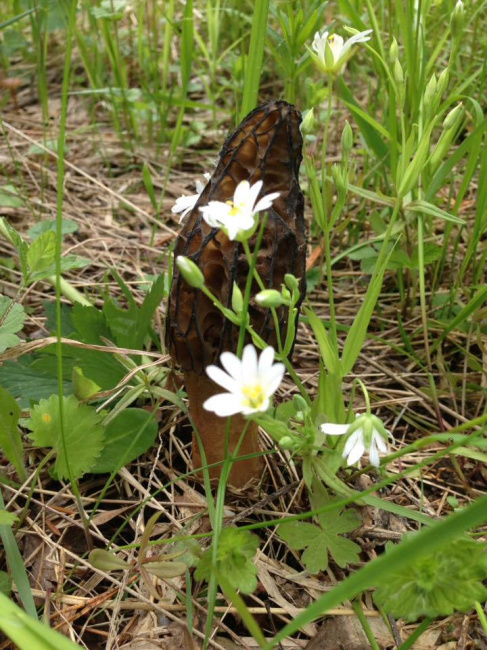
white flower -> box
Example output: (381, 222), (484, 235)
(203, 344), (285, 417)
(321, 413), (391, 467)
(199, 179), (279, 241)
(310, 28), (373, 75)
(171, 173), (211, 222)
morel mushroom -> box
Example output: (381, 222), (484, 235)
(166, 100), (306, 487)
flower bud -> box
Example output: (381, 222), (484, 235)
(450, 0), (464, 39)
(436, 68), (449, 98)
(393, 59), (404, 85)
(332, 164), (346, 194)
(293, 394), (308, 412)
(176, 256), (205, 289)
(301, 107), (315, 134)
(424, 74), (436, 104)
(389, 37), (398, 64)
(279, 436), (295, 450)
(284, 273), (300, 293)
(255, 289), (283, 308)
(341, 121), (354, 157)
(231, 281), (243, 314)
(443, 103), (463, 131)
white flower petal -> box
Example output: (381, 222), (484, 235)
(203, 393), (244, 417)
(206, 365), (240, 392)
(254, 191), (280, 213)
(321, 422), (351, 436)
(343, 429), (364, 459)
(346, 434), (365, 466)
(233, 179), (252, 206)
(368, 441), (380, 468)
(220, 351), (243, 383)
(265, 363), (285, 395)
(374, 431), (388, 454)
(257, 346), (275, 373)
(247, 179), (264, 208)
(241, 344), (258, 379)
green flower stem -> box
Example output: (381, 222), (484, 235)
(204, 419), (251, 644)
(352, 598), (381, 650)
(356, 379), (371, 413)
(242, 239), (283, 352)
(237, 216), (268, 357)
(320, 74), (338, 350)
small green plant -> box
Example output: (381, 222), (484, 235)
(374, 536), (487, 621)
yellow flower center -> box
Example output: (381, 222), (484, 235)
(226, 200), (244, 217)
(242, 383), (267, 409)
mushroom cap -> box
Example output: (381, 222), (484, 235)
(166, 101), (307, 375)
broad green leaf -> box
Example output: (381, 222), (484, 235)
(0, 359), (73, 407)
(27, 395), (105, 480)
(279, 482), (361, 573)
(0, 297), (26, 353)
(0, 387), (25, 480)
(28, 219), (78, 240)
(28, 255), (90, 282)
(195, 528), (259, 595)
(90, 408), (158, 473)
(26, 230), (56, 282)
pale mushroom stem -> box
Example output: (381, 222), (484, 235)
(184, 371), (264, 488)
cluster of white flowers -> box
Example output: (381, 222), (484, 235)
(199, 342), (391, 468)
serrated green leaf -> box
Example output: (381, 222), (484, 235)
(0, 297), (26, 353)
(90, 408), (158, 473)
(279, 482), (361, 574)
(28, 255), (90, 282)
(27, 395), (105, 480)
(0, 387), (25, 480)
(26, 230), (56, 281)
(0, 511), (18, 527)
(195, 528), (259, 595)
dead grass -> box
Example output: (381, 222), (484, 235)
(0, 81), (486, 650)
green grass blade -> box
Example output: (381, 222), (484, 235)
(239, 0), (270, 120)
(0, 491), (37, 618)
